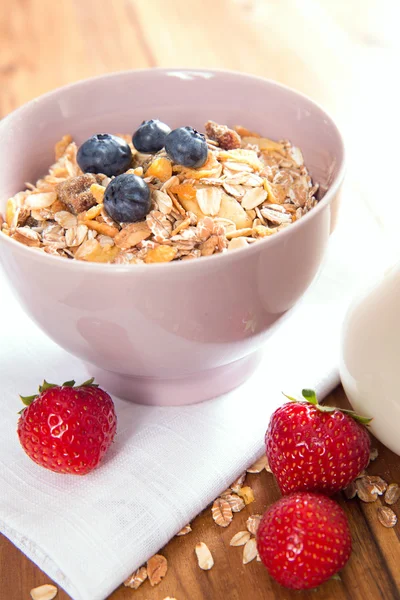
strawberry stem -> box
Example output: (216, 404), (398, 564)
(282, 389), (372, 426)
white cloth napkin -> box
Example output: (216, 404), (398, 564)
(0, 199), (390, 600)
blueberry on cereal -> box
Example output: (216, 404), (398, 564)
(132, 119), (171, 153)
(165, 126), (208, 168)
(77, 134), (132, 177)
(104, 173), (151, 223)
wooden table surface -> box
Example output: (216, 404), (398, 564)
(1, 1), (399, 599)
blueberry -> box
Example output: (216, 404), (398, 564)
(104, 174), (151, 223)
(77, 134), (132, 177)
(132, 119), (171, 153)
(165, 127), (208, 168)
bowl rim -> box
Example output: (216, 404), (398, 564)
(0, 67), (346, 274)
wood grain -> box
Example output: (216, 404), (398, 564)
(0, 0), (399, 599)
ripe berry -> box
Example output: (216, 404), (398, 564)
(265, 389), (371, 495)
(104, 173), (151, 223)
(165, 126), (208, 168)
(17, 379), (117, 475)
(257, 492), (352, 590)
(132, 119), (171, 153)
(77, 134), (132, 177)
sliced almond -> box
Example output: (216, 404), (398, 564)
(30, 584), (58, 600)
(54, 211), (77, 229)
(247, 455), (269, 474)
(230, 531), (251, 546)
(260, 207), (292, 225)
(153, 189), (173, 215)
(196, 187), (222, 216)
(226, 227), (253, 239)
(377, 506), (397, 528)
(195, 542), (214, 570)
(65, 224), (88, 247)
(243, 538), (258, 564)
(222, 183), (246, 198)
(124, 566), (148, 589)
(241, 187), (267, 210)
(147, 554), (168, 587)
(212, 498), (233, 527)
(228, 237), (248, 251)
(246, 514), (262, 536)
(25, 192), (57, 209)
(385, 483), (400, 505)
(218, 193), (253, 229)
(223, 493), (245, 513)
(12, 227), (41, 247)
(224, 161), (254, 173)
(176, 524), (192, 536)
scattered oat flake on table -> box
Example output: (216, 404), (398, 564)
(264, 456), (272, 473)
(212, 497), (233, 527)
(222, 493), (246, 513)
(385, 483), (400, 505)
(230, 531), (251, 546)
(147, 554), (168, 586)
(30, 584), (58, 600)
(230, 472), (246, 494)
(176, 524), (192, 536)
(246, 514), (262, 536)
(237, 486), (255, 505)
(363, 475), (388, 495)
(124, 566), (148, 589)
(243, 538), (258, 564)
(377, 506), (398, 528)
(355, 478), (378, 503)
(195, 542), (214, 570)
(369, 447), (379, 462)
(344, 480), (357, 500)
(247, 455), (269, 473)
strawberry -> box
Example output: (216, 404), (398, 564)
(265, 389), (371, 495)
(17, 378), (117, 475)
(257, 492), (352, 590)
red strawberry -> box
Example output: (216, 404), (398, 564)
(265, 389), (371, 495)
(17, 378), (117, 475)
(257, 492), (352, 590)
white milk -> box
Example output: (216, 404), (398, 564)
(340, 263), (400, 456)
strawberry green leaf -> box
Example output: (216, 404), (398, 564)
(62, 380), (76, 387)
(301, 389), (318, 405)
(39, 380), (58, 393)
(339, 408), (372, 425)
(79, 377), (99, 388)
(282, 392), (299, 403)
(315, 404), (336, 413)
(19, 394), (37, 406)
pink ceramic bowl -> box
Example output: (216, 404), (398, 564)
(0, 69), (345, 405)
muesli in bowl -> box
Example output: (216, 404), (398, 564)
(0, 120), (319, 264)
